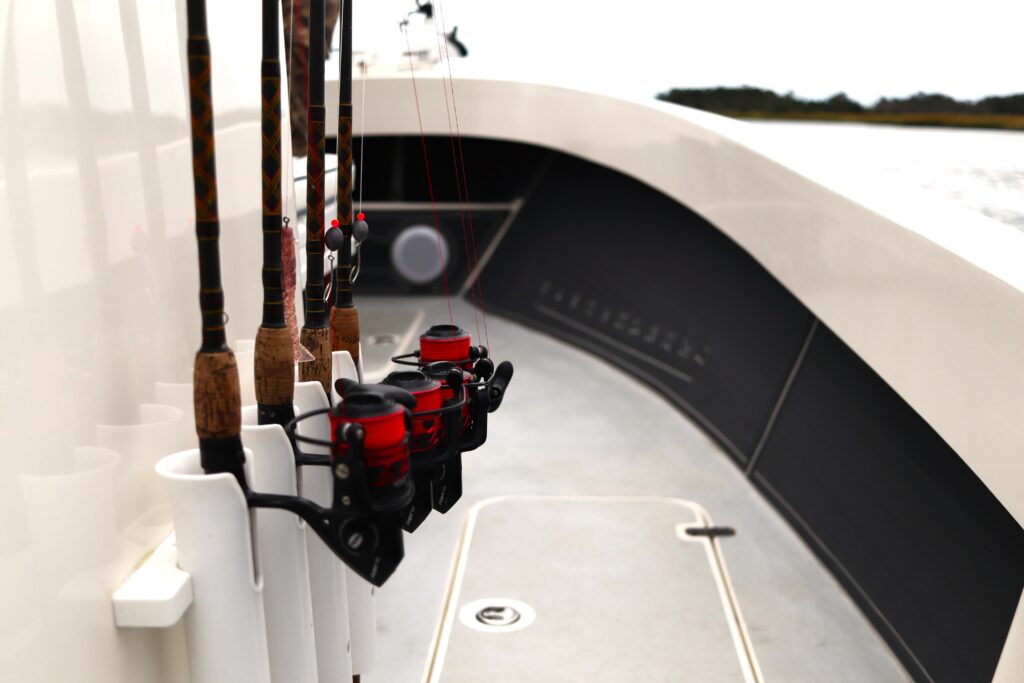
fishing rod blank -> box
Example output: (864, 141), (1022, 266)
(256, 0), (297, 429)
(185, 0), (246, 487)
(327, 0), (362, 365)
(299, 0), (333, 398)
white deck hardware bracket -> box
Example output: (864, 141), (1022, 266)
(112, 533), (193, 628)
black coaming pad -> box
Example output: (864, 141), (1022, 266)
(753, 324), (1024, 683)
(426, 497), (760, 683)
(479, 152), (813, 464)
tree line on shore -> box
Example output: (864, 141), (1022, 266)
(656, 86), (1024, 116)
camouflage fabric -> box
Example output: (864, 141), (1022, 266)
(282, 0), (341, 157)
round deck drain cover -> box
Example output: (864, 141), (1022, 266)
(476, 605), (520, 627)
(367, 333), (400, 346)
(458, 598), (535, 633)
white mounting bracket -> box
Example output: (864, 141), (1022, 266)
(112, 533), (193, 628)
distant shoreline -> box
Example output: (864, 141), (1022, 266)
(656, 87), (1024, 132)
(727, 111), (1024, 131)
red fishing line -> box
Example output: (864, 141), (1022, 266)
(403, 21), (455, 326)
(436, 1), (489, 350)
(432, 20), (481, 344)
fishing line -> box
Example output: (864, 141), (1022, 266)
(436, 0), (489, 349)
(358, 57), (367, 215)
(351, 52), (367, 285)
(325, 0), (344, 303)
(402, 19), (455, 326)
(431, 14), (480, 344)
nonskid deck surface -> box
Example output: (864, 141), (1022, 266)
(429, 497), (759, 682)
(363, 297), (911, 683)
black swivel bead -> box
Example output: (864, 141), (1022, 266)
(325, 218), (346, 252)
(353, 212), (370, 244)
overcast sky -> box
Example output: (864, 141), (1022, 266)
(354, 0), (1023, 104)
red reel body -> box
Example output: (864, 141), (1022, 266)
(423, 362), (474, 432)
(378, 371), (443, 452)
(379, 367), (467, 531)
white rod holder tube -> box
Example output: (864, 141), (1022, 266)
(156, 449), (271, 683)
(294, 380), (354, 682)
(235, 339), (257, 407)
(332, 349), (359, 404)
(346, 571), (378, 675)
(243, 423), (318, 683)
(331, 349), (379, 676)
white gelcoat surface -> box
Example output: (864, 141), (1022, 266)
(0, 1), (292, 680)
(333, 74), (1024, 530)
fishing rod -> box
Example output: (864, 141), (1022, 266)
(185, 0), (247, 486)
(184, 0), (407, 586)
(298, 0), (333, 398)
(255, 0), (297, 429)
(324, 0), (366, 367)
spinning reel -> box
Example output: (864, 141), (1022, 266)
(248, 322), (512, 584)
(242, 389), (419, 587)
(392, 324), (514, 414)
(387, 324), (515, 527)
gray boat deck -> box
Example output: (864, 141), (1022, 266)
(362, 298), (911, 683)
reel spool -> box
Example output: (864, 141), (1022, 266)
(394, 324), (489, 371)
(418, 324), (479, 369)
(330, 392), (413, 509)
(379, 371), (445, 451)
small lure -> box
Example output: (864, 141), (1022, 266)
(282, 219), (313, 362)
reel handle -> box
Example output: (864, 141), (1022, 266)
(458, 384), (489, 453)
(488, 360), (514, 412)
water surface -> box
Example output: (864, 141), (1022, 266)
(753, 121), (1024, 231)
